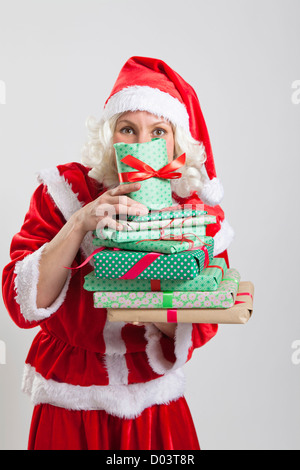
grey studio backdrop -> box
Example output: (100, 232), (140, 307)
(0, 0), (299, 450)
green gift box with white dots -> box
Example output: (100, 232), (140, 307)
(85, 255), (225, 292)
(114, 139), (175, 210)
(92, 268), (240, 309)
(93, 241), (214, 281)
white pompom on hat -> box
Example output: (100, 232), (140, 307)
(102, 56), (224, 207)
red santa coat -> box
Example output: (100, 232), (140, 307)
(2, 162), (234, 420)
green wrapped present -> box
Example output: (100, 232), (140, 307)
(118, 213), (216, 231)
(107, 281), (254, 325)
(93, 243), (214, 280)
(93, 268), (240, 309)
(94, 224), (207, 243)
(115, 139), (186, 210)
(84, 255), (226, 293)
(92, 235), (213, 254)
(126, 207), (207, 223)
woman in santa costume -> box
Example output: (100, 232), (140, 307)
(2, 57), (234, 450)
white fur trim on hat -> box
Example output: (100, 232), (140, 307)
(103, 85), (190, 131)
(198, 176), (224, 207)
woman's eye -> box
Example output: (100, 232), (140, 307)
(153, 128), (166, 137)
(120, 127), (134, 134)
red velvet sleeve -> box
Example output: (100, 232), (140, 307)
(2, 184), (67, 329)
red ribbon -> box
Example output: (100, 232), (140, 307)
(167, 309), (178, 323)
(206, 264), (224, 277)
(119, 153), (186, 183)
(235, 292), (253, 305)
(65, 246), (113, 270)
(65, 246), (162, 280)
(151, 280), (162, 291)
(118, 252), (161, 280)
(237, 292), (253, 299)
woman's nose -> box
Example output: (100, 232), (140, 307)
(136, 131), (151, 144)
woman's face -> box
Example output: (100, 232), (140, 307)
(113, 111), (175, 162)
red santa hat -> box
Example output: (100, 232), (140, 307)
(102, 56), (224, 207)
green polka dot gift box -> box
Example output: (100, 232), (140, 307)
(92, 235), (213, 255)
(115, 139), (185, 210)
(92, 268), (240, 310)
(92, 242), (214, 281)
(84, 254), (226, 294)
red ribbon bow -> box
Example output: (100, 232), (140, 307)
(118, 153), (186, 183)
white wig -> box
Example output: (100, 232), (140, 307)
(81, 113), (207, 198)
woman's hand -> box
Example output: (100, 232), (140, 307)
(73, 182), (149, 236)
(36, 182), (147, 309)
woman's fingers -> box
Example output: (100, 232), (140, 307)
(108, 182), (141, 197)
(101, 183), (149, 216)
(96, 215), (124, 232)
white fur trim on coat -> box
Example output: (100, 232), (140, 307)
(102, 321), (129, 385)
(37, 167), (95, 267)
(14, 244), (72, 323)
(144, 323), (193, 375)
(213, 219), (235, 256)
(22, 364), (186, 419)
(103, 86), (190, 131)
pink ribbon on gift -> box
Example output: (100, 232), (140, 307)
(66, 239), (210, 280)
(65, 246), (162, 280)
(167, 309), (178, 323)
(234, 292), (253, 305)
(65, 246), (115, 270)
(118, 252), (161, 279)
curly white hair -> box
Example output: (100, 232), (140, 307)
(81, 112), (207, 198)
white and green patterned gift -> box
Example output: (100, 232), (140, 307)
(115, 139), (186, 210)
(84, 256), (226, 292)
(94, 224), (207, 244)
(92, 235), (213, 255)
(119, 213), (216, 231)
(92, 268), (240, 309)
(126, 207), (207, 223)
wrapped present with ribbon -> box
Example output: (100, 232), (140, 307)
(94, 224), (207, 244)
(93, 268), (240, 309)
(84, 255), (226, 293)
(118, 212), (216, 231)
(92, 234), (213, 254)
(106, 281), (254, 325)
(115, 138), (186, 210)
(126, 207), (208, 223)
(93, 242), (214, 281)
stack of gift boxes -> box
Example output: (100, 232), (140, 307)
(83, 139), (254, 325)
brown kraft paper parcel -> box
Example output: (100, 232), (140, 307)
(107, 281), (254, 325)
